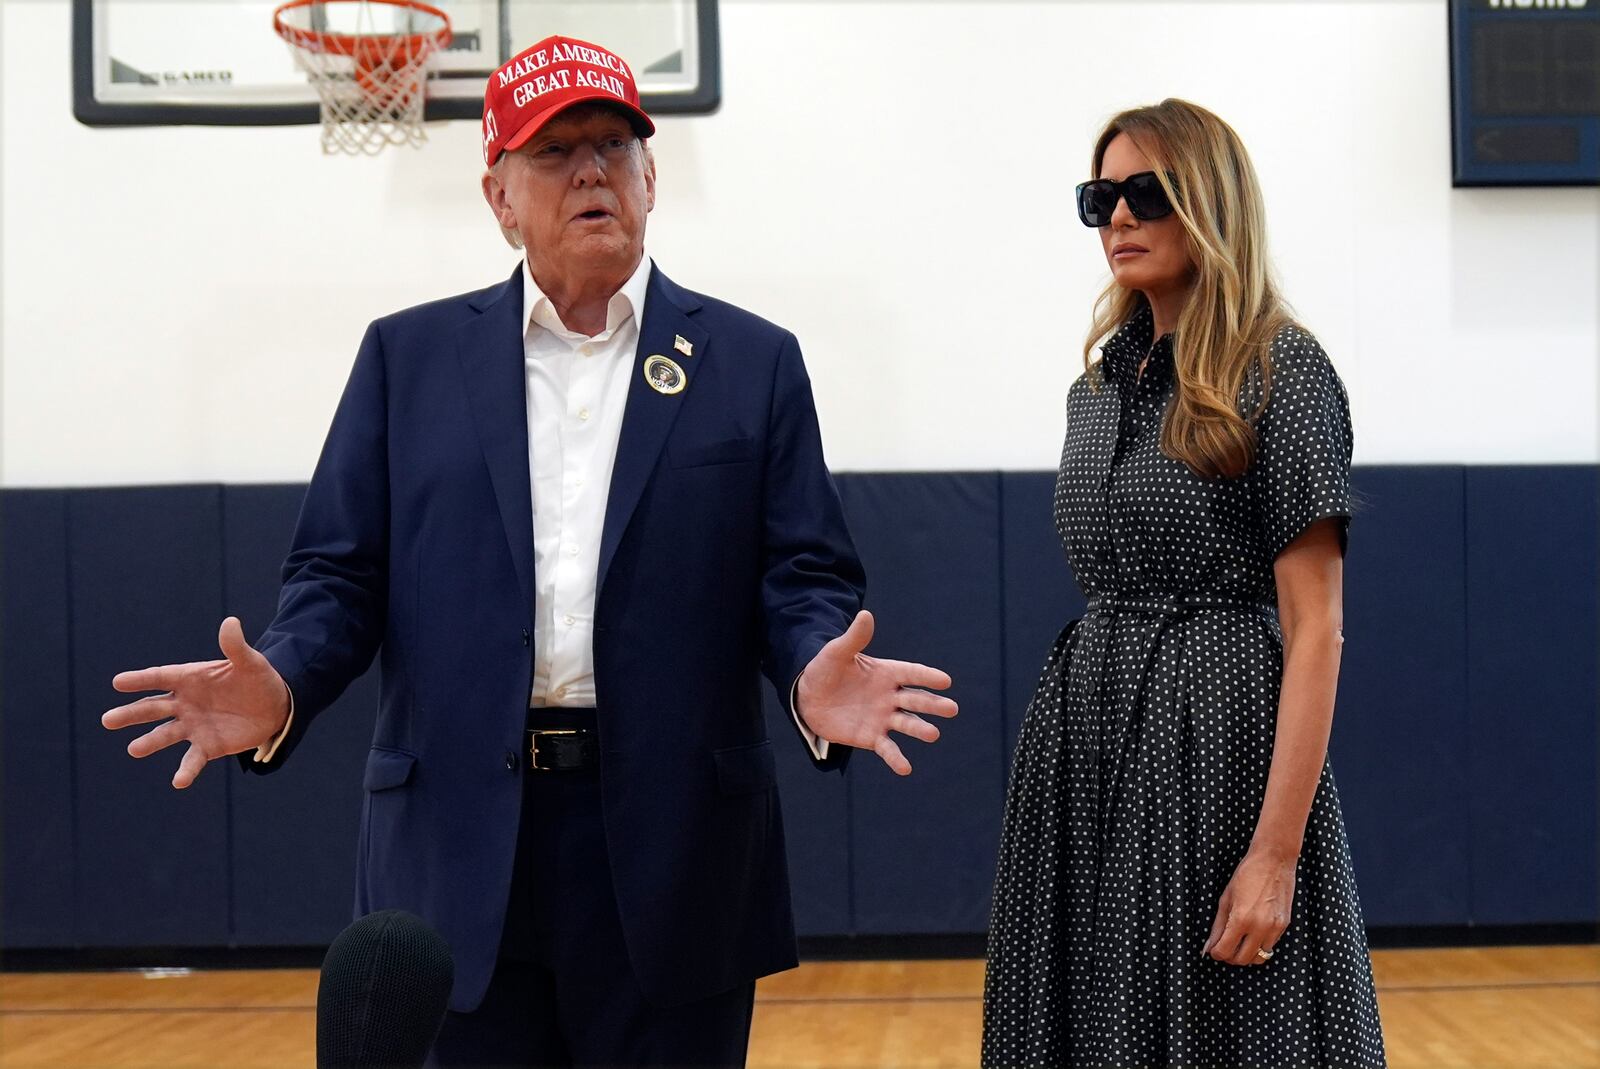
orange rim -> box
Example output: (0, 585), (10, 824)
(273, 0), (452, 61)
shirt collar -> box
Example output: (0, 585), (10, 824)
(520, 253), (653, 344)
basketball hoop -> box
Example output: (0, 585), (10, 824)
(274, 0), (452, 155)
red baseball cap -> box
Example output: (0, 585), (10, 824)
(481, 35), (655, 167)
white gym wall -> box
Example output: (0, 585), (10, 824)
(2, 0), (1597, 486)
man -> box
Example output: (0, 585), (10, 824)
(101, 35), (956, 1068)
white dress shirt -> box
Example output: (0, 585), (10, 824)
(259, 254), (826, 761)
(522, 255), (647, 707)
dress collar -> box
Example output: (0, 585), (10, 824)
(1099, 301), (1174, 393)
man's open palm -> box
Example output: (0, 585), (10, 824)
(796, 610), (957, 775)
(102, 617), (290, 789)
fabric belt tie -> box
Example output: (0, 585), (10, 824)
(1081, 593), (1274, 795)
(1085, 593), (1272, 617)
(1077, 593), (1276, 923)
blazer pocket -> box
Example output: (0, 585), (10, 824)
(363, 747), (417, 792)
(712, 740), (777, 796)
(670, 436), (759, 469)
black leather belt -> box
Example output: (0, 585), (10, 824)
(525, 707), (600, 772)
(524, 728), (598, 772)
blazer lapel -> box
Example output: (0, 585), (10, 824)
(596, 266), (709, 595)
(456, 266), (535, 621)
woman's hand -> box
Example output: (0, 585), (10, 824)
(1202, 847), (1297, 966)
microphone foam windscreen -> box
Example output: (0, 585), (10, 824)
(317, 909), (454, 1069)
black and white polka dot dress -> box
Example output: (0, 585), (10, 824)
(983, 303), (1387, 1068)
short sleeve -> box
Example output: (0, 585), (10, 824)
(1249, 328), (1353, 559)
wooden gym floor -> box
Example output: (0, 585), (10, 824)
(1, 946), (1597, 1068)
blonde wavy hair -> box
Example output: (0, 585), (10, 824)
(1084, 99), (1294, 479)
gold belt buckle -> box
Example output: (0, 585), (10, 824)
(529, 728), (580, 770)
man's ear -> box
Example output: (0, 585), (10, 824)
(482, 168), (524, 250)
(481, 169), (515, 230)
(643, 145), (657, 213)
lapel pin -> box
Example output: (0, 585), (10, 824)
(643, 354), (687, 396)
(674, 335), (693, 357)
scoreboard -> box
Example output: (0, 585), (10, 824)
(1450, 0), (1600, 185)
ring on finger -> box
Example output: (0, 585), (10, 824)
(1255, 947), (1274, 962)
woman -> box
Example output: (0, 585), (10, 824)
(983, 100), (1386, 1068)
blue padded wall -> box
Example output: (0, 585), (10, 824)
(1, 491), (76, 946)
(762, 685), (851, 937)
(838, 474), (1005, 935)
(1464, 467), (1599, 924)
(2, 466), (1596, 951)
(224, 485), (375, 946)
(1333, 467), (1473, 926)
(999, 472), (1089, 766)
(68, 487), (232, 946)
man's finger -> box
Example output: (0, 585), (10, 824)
(825, 609), (875, 660)
(896, 688), (959, 719)
(877, 659), (953, 691)
(217, 616), (256, 668)
(103, 694), (178, 730)
(112, 666), (179, 694)
(172, 743), (208, 790)
(128, 719), (187, 759)
(873, 735), (911, 776)
(889, 711), (940, 745)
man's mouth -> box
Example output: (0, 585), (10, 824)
(575, 209), (611, 222)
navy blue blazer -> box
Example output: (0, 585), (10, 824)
(244, 263), (865, 1012)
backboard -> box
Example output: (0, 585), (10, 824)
(72, 0), (719, 126)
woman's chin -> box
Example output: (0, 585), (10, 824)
(1109, 264), (1150, 290)
(1110, 263), (1179, 294)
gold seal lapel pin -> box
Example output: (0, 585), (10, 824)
(643, 354), (687, 396)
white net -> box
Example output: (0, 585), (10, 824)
(274, 0), (452, 155)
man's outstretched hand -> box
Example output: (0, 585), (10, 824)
(795, 610), (957, 775)
(102, 617), (291, 789)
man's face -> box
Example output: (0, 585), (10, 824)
(484, 104), (656, 285)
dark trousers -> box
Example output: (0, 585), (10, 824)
(428, 710), (756, 1069)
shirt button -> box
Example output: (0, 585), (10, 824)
(553, 686), (568, 700)
(564, 614), (576, 626)
(565, 544), (579, 557)
(580, 344), (594, 357)
(577, 407), (591, 421)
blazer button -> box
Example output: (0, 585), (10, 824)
(520, 628), (530, 647)
(504, 750), (519, 772)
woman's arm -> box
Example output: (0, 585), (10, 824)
(1254, 516), (1346, 858)
(1204, 516), (1345, 965)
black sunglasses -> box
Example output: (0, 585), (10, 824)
(1075, 171), (1177, 228)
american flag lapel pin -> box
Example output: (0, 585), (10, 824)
(674, 335), (693, 357)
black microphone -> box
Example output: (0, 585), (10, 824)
(317, 909), (454, 1069)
